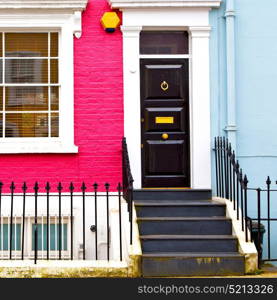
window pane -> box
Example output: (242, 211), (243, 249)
(50, 33), (58, 57)
(5, 113), (48, 137)
(140, 31), (188, 54)
(5, 33), (48, 57)
(51, 113), (59, 137)
(0, 224), (21, 251)
(5, 59), (48, 84)
(0, 87), (3, 110)
(0, 33), (2, 57)
(50, 59), (58, 83)
(0, 32), (60, 140)
(32, 224), (67, 251)
(6, 86), (48, 111)
(0, 59), (2, 83)
(51, 86), (59, 110)
(0, 113), (2, 137)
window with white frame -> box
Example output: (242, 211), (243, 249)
(32, 223), (68, 252)
(0, 0), (87, 154)
(0, 32), (59, 138)
(0, 223), (21, 251)
(0, 218), (69, 258)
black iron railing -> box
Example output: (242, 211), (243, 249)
(247, 180), (277, 267)
(215, 136), (250, 241)
(214, 137), (277, 267)
(122, 137), (134, 245)
(0, 181), (125, 263)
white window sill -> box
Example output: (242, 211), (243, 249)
(0, 141), (78, 154)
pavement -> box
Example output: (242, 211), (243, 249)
(205, 263), (277, 278)
(246, 263), (277, 278)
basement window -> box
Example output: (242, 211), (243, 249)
(0, 224), (21, 251)
(32, 223), (68, 252)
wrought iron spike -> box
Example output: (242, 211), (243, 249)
(45, 182), (51, 191)
(34, 182), (39, 192)
(57, 182), (63, 191)
(69, 182), (74, 191)
(117, 182), (122, 191)
(232, 151), (236, 164)
(10, 181), (15, 191)
(93, 182), (98, 190)
(239, 169), (243, 182)
(22, 182), (27, 192)
(266, 176), (271, 186)
(81, 182), (87, 191)
(225, 138), (228, 150)
(243, 175), (249, 186)
(235, 160), (240, 172)
(105, 182), (110, 190)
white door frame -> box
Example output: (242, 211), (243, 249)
(120, 8), (213, 189)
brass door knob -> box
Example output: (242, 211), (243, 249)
(162, 133), (169, 140)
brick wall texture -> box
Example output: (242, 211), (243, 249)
(0, 0), (123, 192)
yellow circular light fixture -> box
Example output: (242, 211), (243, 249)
(101, 12), (120, 33)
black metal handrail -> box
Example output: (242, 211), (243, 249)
(122, 137), (134, 245)
(214, 137), (277, 268)
(215, 136), (249, 241)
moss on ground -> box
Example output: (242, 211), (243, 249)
(0, 267), (130, 278)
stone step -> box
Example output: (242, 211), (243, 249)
(133, 189), (212, 201)
(142, 252), (245, 277)
(135, 201), (225, 217)
(141, 235), (238, 253)
(137, 217), (232, 235)
(134, 189), (244, 277)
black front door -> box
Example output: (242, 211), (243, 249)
(140, 59), (190, 188)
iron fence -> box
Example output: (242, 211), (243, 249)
(247, 181), (277, 266)
(0, 181), (128, 264)
(122, 137), (134, 245)
(214, 136), (277, 267)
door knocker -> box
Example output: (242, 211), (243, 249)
(160, 81), (169, 91)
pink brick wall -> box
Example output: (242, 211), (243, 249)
(0, 0), (123, 192)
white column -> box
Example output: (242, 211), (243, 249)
(60, 23), (75, 149)
(121, 26), (142, 189)
(189, 26), (211, 189)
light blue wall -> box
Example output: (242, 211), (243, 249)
(210, 0), (277, 262)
